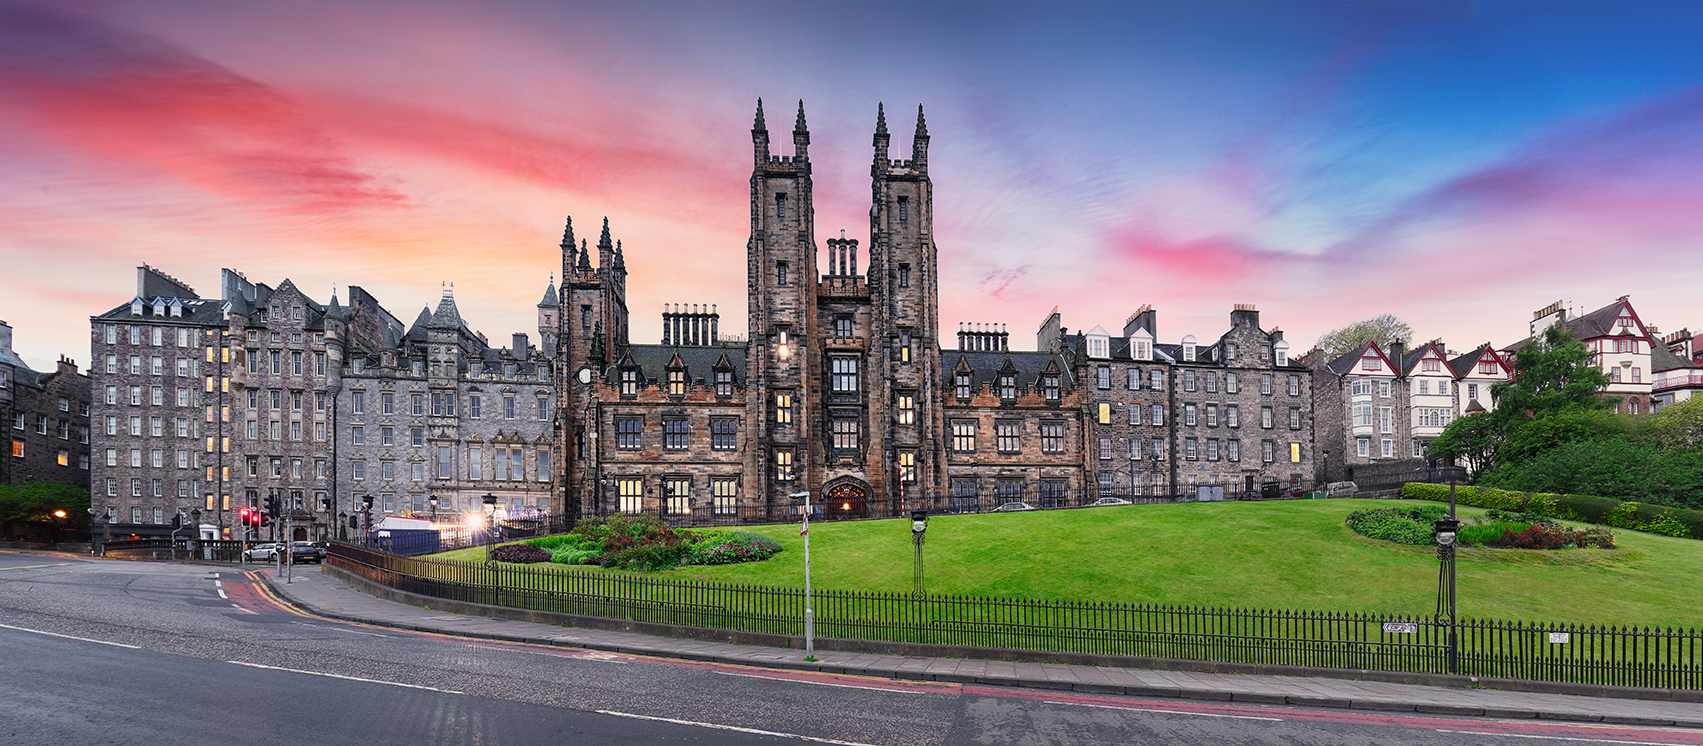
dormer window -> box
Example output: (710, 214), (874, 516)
(1362, 357), (1381, 371)
(1273, 340), (1289, 367)
(130, 300), (143, 316)
(1042, 375), (1060, 400)
(152, 300), (165, 316)
(715, 370), (733, 397)
(619, 369), (638, 396)
(999, 373), (1016, 400)
(955, 372), (971, 400)
(1182, 335), (1197, 362)
(668, 369), (686, 396)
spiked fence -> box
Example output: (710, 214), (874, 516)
(329, 542), (1703, 689)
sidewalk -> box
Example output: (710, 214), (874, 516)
(259, 566), (1703, 728)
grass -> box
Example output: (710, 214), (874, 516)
(430, 499), (1703, 629)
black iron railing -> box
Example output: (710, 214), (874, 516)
(327, 542), (1703, 689)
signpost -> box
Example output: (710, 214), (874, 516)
(790, 491), (813, 657)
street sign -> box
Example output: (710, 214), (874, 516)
(1382, 622), (1418, 634)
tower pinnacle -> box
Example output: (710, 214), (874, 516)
(753, 97), (767, 133)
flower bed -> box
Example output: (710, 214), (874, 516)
(1345, 506), (1615, 549)
(516, 515), (782, 571)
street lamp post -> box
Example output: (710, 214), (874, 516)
(87, 507), (107, 556)
(360, 494), (374, 547)
(911, 509), (928, 596)
(1434, 466), (1466, 675)
(789, 491), (814, 657)
(429, 495), (439, 524)
(482, 493), (499, 561)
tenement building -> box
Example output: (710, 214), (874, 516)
(2, 320), (90, 491)
(91, 266), (555, 541)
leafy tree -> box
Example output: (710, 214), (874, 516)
(1429, 320), (1612, 476)
(1479, 438), (1703, 510)
(0, 481), (91, 522)
(1635, 395), (1703, 451)
(1315, 314), (1413, 359)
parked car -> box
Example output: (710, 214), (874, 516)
(243, 543), (280, 561)
(1088, 497), (1132, 507)
(994, 502), (1036, 512)
(289, 542), (324, 564)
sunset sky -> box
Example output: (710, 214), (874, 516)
(5, 1), (1703, 371)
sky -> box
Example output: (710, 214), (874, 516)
(5, 0), (1703, 371)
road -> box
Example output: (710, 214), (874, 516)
(1, 551), (1700, 745)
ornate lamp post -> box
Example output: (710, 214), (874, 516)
(790, 491), (814, 657)
(1434, 465), (1466, 674)
(360, 494), (374, 546)
(911, 509), (928, 596)
(482, 493), (499, 561)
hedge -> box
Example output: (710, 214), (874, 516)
(1398, 483), (1703, 540)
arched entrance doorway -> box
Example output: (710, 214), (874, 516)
(825, 482), (868, 520)
(293, 526), (308, 542)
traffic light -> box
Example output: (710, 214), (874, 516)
(260, 512), (272, 528)
(265, 495), (280, 518)
(239, 507), (255, 527)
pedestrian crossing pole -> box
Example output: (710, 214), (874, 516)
(790, 491), (813, 657)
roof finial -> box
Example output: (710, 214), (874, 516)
(875, 102), (888, 136)
(559, 216), (575, 250)
(753, 97), (767, 132)
(794, 99), (808, 133)
(915, 103), (928, 139)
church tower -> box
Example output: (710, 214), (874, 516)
(746, 99), (820, 517)
(868, 103), (944, 503)
(557, 216), (629, 520)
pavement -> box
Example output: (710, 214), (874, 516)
(250, 564), (1703, 729)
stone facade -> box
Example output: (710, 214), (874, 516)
(1, 320), (90, 491)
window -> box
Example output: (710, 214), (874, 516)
(1126, 369), (1140, 390)
(1097, 366), (1110, 389)
(951, 479), (977, 513)
(777, 261), (789, 286)
(897, 394), (914, 424)
(1353, 403), (1373, 428)
(831, 418), (859, 451)
(381, 427), (394, 446)
(382, 392), (394, 414)
(1152, 438), (1165, 460)
(469, 394), (481, 418)
(1356, 437), (1369, 457)
(663, 478), (690, 515)
(411, 427), (424, 447)
(1205, 404), (1217, 427)
(1288, 375), (1300, 396)
(1183, 370), (1195, 392)
(1260, 374), (1272, 394)
(1149, 370), (1163, 390)
(897, 196), (908, 222)
(712, 479), (738, 515)
(1184, 403), (1196, 426)
(352, 461), (365, 480)
(1290, 442), (1301, 463)
(1097, 402), (1111, 425)
(711, 418), (737, 450)
(955, 372), (972, 400)
(999, 373), (1016, 400)
(1204, 372), (1217, 393)
(996, 479), (1022, 506)
(1185, 438), (1197, 460)
(664, 419), (689, 450)
(1362, 357), (1381, 371)
(898, 450), (917, 482)
(831, 358), (858, 392)
(1381, 438), (1394, 458)
(1042, 375), (1060, 400)
(504, 396), (516, 419)
(775, 450), (794, 481)
(493, 450), (507, 480)
(1041, 423), (1064, 453)
(898, 264), (911, 288)
(715, 370), (733, 397)
(411, 393), (424, 415)
(1227, 439), (1240, 462)
(996, 421), (1020, 453)
(1128, 438), (1142, 459)
(952, 420), (976, 452)
(618, 477), (643, 513)
(1128, 404), (1141, 425)
(1262, 440), (1275, 463)
(668, 369), (686, 396)
(1099, 438), (1116, 460)
(775, 393), (793, 424)
(834, 315), (852, 338)
(1479, 360), (1498, 375)
(1261, 406), (1273, 429)
(351, 426), (364, 446)
(1150, 404), (1164, 426)
(617, 418), (643, 450)
(1207, 438), (1219, 461)
(1379, 407), (1393, 434)
(1289, 407), (1301, 429)
(1378, 380), (1391, 398)
(468, 447), (482, 480)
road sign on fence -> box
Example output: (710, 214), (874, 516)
(1383, 622), (1418, 634)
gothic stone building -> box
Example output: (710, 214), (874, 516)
(554, 100), (1090, 522)
(2, 320), (91, 492)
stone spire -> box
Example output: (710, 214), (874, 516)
(873, 102), (890, 172)
(753, 97), (767, 133)
(597, 217), (614, 274)
(792, 99), (809, 160)
(875, 101), (888, 136)
(914, 103), (928, 139)
(794, 99), (808, 134)
(559, 216), (575, 252)
(614, 239), (625, 270)
(577, 239), (591, 271)
(912, 103), (930, 167)
(752, 97), (770, 166)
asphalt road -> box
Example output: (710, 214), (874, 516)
(2, 552), (1700, 746)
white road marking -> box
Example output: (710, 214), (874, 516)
(713, 670), (935, 694)
(1044, 700), (1284, 721)
(289, 620), (391, 638)
(225, 661), (463, 694)
(1435, 730), (1687, 745)
(596, 710), (883, 746)
(232, 604), (257, 614)
(217, 589), (227, 599)
(0, 622), (141, 649)
(0, 563), (76, 570)
(506, 648), (626, 662)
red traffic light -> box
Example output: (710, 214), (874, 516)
(238, 507), (252, 525)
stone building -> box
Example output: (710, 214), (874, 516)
(555, 100), (1091, 522)
(2, 320), (91, 492)
(1055, 304), (1312, 501)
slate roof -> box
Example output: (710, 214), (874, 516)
(611, 343), (748, 385)
(1507, 298), (1637, 353)
(1448, 344), (1498, 378)
(1322, 342), (1377, 376)
(539, 280), (559, 307)
(941, 349), (1075, 390)
(1652, 339), (1702, 373)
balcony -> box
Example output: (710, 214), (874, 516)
(1654, 371), (1703, 392)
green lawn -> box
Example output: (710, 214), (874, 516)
(439, 499), (1703, 628)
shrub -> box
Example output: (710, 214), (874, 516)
(1344, 507), (1438, 546)
(683, 531), (783, 566)
(1458, 522), (1529, 547)
(1401, 482), (1703, 540)
(549, 546), (602, 565)
(1605, 501), (1642, 529)
(525, 535), (581, 550)
(1638, 514), (1690, 538)
(490, 544), (553, 564)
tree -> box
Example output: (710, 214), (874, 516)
(1429, 320), (1613, 476)
(0, 481), (91, 522)
(1315, 314), (1413, 359)
(1636, 395), (1703, 451)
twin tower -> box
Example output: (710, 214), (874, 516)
(556, 99), (944, 520)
